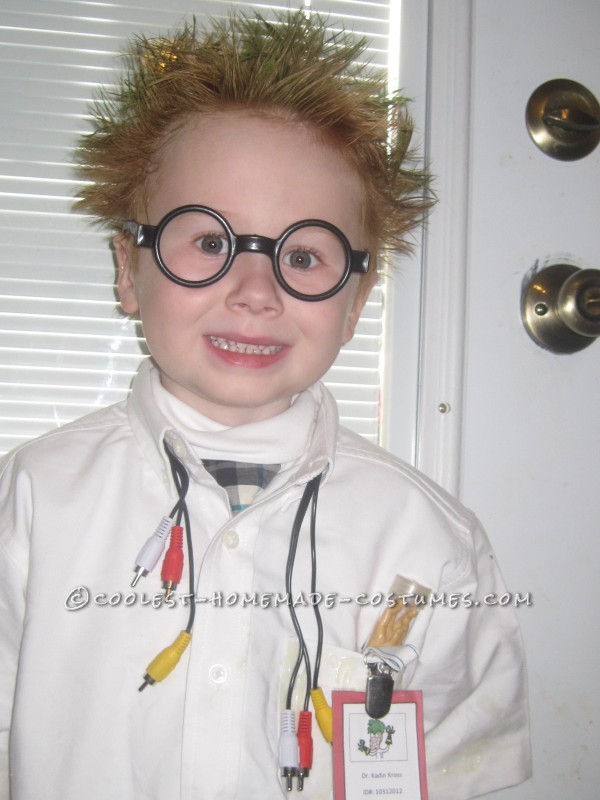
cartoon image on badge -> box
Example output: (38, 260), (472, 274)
(357, 718), (395, 757)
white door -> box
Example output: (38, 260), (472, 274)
(392, 1), (600, 797)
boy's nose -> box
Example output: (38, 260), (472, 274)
(225, 251), (284, 314)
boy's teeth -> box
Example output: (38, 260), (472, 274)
(209, 336), (283, 355)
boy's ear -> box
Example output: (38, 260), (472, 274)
(114, 233), (140, 315)
(343, 272), (378, 344)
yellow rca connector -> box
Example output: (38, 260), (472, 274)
(310, 687), (333, 743)
(139, 630), (191, 691)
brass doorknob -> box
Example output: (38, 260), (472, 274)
(521, 264), (600, 353)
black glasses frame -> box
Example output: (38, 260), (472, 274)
(123, 204), (370, 301)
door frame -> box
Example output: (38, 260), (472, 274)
(383, 0), (472, 498)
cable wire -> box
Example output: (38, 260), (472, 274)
(164, 443), (195, 632)
(285, 474), (323, 711)
(309, 476), (323, 690)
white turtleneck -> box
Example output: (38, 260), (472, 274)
(149, 367), (319, 469)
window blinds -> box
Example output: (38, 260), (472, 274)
(0, 0), (392, 455)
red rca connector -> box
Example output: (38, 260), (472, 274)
(161, 525), (184, 598)
(296, 710), (313, 790)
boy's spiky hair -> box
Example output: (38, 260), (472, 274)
(75, 10), (433, 266)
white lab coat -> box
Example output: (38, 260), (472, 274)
(0, 360), (531, 800)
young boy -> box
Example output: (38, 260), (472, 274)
(0, 11), (530, 800)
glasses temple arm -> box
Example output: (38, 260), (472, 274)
(122, 221), (156, 248)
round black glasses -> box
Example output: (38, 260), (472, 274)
(123, 205), (370, 301)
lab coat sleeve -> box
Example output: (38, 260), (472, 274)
(412, 520), (531, 799)
(0, 456), (30, 800)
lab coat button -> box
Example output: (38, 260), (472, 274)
(209, 664), (228, 684)
(223, 530), (239, 549)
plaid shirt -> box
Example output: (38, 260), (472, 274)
(202, 459), (280, 514)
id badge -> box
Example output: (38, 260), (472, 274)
(332, 690), (428, 800)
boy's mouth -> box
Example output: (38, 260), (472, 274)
(208, 336), (284, 356)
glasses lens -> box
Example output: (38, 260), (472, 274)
(278, 224), (348, 296)
(158, 210), (230, 283)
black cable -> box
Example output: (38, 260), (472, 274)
(285, 479), (313, 709)
(182, 501), (195, 633)
(164, 443), (195, 633)
(166, 448), (189, 524)
(309, 475), (323, 690)
(285, 474), (322, 711)
(162, 442), (324, 703)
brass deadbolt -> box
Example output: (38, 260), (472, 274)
(526, 79), (600, 161)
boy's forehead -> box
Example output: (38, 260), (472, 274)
(158, 111), (358, 176)
(147, 111), (366, 236)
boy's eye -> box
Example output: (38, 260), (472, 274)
(282, 249), (319, 270)
(196, 234), (229, 255)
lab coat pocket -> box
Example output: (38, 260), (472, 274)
(279, 636), (366, 711)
